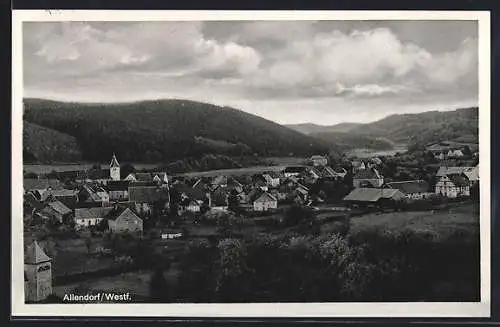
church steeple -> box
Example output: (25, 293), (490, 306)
(110, 153), (121, 181)
(110, 153), (120, 168)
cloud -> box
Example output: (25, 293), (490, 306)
(22, 21), (478, 124)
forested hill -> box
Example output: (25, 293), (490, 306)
(23, 98), (333, 163)
(348, 107), (479, 146)
(310, 132), (395, 151)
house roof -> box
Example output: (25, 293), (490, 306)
(464, 165), (479, 181)
(23, 178), (63, 191)
(353, 168), (382, 180)
(343, 188), (403, 202)
(211, 175), (228, 186)
(385, 180), (429, 194)
(114, 208), (142, 224)
(24, 192), (45, 210)
(43, 188), (79, 200)
(45, 200), (72, 215)
(445, 173), (470, 187)
(75, 206), (114, 220)
(129, 186), (170, 203)
(24, 240), (51, 264)
(436, 166), (475, 177)
(106, 180), (131, 191)
(110, 154), (120, 168)
(254, 192), (277, 203)
(311, 155), (327, 160)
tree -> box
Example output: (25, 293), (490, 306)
(284, 204), (314, 227)
(121, 163), (136, 179)
(462, 146), (472, 158)
(215, 238), (249, 301)
(227, 189), (242, 215)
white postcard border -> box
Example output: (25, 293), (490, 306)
(11, 9), (491, 318)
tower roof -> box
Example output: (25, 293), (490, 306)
(110, 153), (120, 168)
(24, 240), (51, 264)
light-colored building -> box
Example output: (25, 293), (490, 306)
(253, 192), (278, 212)
(74, 206), (114, 228)
(384, 180), (433, 200)
(435, 174), (470, 198)
(108, 208), (143, 234)
(310, 155), (328, 167)
(24, 240), (52, 302)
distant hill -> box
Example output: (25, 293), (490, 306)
(310, 132), (395, 151)
(23, 121), (83, 163)
(286, 122), (362, 135)
(23, 98), (334, 163)
(348, 107), (479, 146)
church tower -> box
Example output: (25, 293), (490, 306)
(110, 153), (121, 181)
(24, 240), (52, 302)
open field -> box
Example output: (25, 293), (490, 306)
(346, 203), (479, 239)
(177, 165), (289, 178)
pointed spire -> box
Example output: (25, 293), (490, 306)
(25, 240), (51, 264)
(110, 153), (120, 168)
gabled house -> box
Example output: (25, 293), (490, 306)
(226, 177), (244, 194)
(435, 173), (470, 198)
(125, 172), (169, 184)
(78, 184), (109, 207)
(436, 166), (475, 178)
(39, 200), (72, 223)
(252, 191), (278, 212)
(383, 180), (432, 200)
(353, 168), (384, 188)
(41, 189), (80, 209)
(211, 175), (228, 189)
(262, 173), (280, 188)
(107, 208), (143, 234)
(74, 206), (114, 228)
(252, 175), (269, 191)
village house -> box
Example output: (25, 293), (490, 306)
(383, 180), (432, 200)
(352, 168), (384, 188)
(78, 184), (109, 207)
(74, 206), (114, 228)
(24, 240), (52, 303)
(76, 168), (110, 185)
(351, 160), (366, 172)
(448, 149), (465, 158)
(252, 191), (278, 212)
(226, 177), (244, 194)
(211, 175), (228, 189)
(41, 188), (80, 209)
(262, 173), (280, 188)
(310, 155), (328, 167)
(252, 174), (269, 191)
(343, 187), (405, 208)
(436, 166), (476, 178)
(106, 180), (131, 201)
(107, 208), (143, 234)
(39, 200), (72, 224)
(128, 185), (170, 216)
(435, 173), (471, 198)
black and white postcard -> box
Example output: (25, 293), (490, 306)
(11, 10), (491, 318)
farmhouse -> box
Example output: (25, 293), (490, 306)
(310, 155), (328, 167)
(252, 192), (278, 212)
(74, 206), (114, 228)
(78, 184), (109, 207)
(107, 208), (143, 234)
(383, 180), (432, 199)
(262, 173), (280, 188)
(343, 188), (405, 207)
(352, 168), (384, 188)
(435, 173), (471, 198)
(436, 166), (476, 179)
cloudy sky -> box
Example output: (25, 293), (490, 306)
(23, 20), (478, 125)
